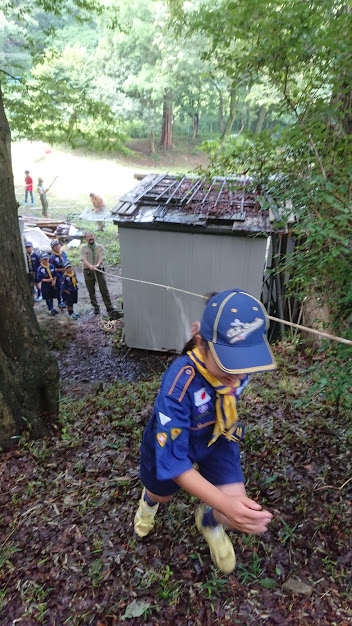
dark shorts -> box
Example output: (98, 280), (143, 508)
(140, 435), (244, 497)
(42, 285), (56, 299)
(63, 293), (78, 306)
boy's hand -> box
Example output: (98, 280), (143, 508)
(222, 495), (273, 534)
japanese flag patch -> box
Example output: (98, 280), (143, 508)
(194, 387), (211, 407)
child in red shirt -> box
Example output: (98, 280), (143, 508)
(24, 170), (34, 205)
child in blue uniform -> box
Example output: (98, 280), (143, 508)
(25, 241), (42, 301)
(49, 239), (68, 309)
(134, 289), (277, 574)
(62, 260), (79, 319)
(36, 253), (58, 316)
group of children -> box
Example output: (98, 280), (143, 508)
(25, 239), (79, 319)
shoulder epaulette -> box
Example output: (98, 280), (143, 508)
(167, 365), (195, 402)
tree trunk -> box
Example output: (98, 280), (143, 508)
(218, 90), (225, 134)
(255, 104), (267, 133)
(160, 89), (173, 150)
(191, 112), (199, 140)
(220, 86), (237, 140)
(149, 130), (155, 154)
(0, 85), (60, 450)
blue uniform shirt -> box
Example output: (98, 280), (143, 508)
(36, 264), (57, 296)
(49, 251), (68, 283)
(27, 251), (41, 273)
(62, 272), (78, 294)
(140, 354), (250, 494)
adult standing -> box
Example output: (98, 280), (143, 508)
(37, 178), (49, 217)
(80, 231), (122, 319)
(24, 170), (34, 205)
(89, 192), (106, 231)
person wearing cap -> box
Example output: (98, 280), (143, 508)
(49, 240), (68, 309)
(36, 253), (59, 316)
(62, 260), (79, 320)
(37, 177), (49, 217)
(80, 231), (122, 319)
(24, 241), (42, 302)
(24, 171), (34, 205)
(134, 289), (276, 574)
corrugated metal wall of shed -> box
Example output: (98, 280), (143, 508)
(119, 228), (268, 352)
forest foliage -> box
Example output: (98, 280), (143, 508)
(1, 0), (352, 404)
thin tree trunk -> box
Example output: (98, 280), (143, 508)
(149, 130), (155, 154)
(160, 89), (173, 150)
(255, 104), (267, 133)
(191, 113), (199, 140)
(0, 85), (60, 450)
(220, 86), (237, 140)
(218, 90), (225, 134)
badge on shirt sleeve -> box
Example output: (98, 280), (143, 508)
(170, 428), (182, 440)
(157, 432), (168, 447)
(159, 412), (171, 426)
(194, 387), (211, 407)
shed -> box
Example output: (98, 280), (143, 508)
(112, 173), (287, 352)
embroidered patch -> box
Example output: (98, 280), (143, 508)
(170, 428), (182, 440)
(159, 412), (171, 426)
(157, 432), (168, 447)
(197, 404), (209, 415)
(227, 317), (263, 343)
(194, 387), (211, 407)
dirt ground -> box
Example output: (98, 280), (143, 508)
(2, 141), (350, 626)
(32, 265), (172, 398)
(12, 138), (206, 390)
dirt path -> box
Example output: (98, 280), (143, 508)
(33, 265), (172, 395)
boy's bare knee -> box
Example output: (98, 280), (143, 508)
(146, 489), (173, 504)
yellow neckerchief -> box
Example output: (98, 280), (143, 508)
(188, 347), (240, 446)
(27, 253), (32, 271)
(41, 260), (52, 279)
(64, 269), (77, 288)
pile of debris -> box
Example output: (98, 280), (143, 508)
(20, 216), (85, 252)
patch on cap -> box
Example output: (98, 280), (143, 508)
(200, 289), (276, 374)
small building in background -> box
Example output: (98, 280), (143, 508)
(112, 173), (291, 352)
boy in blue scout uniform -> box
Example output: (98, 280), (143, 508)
(62, 260), (79, 319)
(25, 241), (42, 301)
(49, 239), (68, 309)
(36, 253), (59, 316)
(134, 289), (277, 574)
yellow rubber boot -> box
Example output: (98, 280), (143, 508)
(134, 488), (159, 538)
(195, 505), (236, 574)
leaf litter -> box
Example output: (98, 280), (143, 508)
(0, 310), (351, 626)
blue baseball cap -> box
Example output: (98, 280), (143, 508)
(25, 241), (33, 247)
(63, 260), (72, 268)
(200, 289), (276, 374)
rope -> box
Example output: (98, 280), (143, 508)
(94, 268), (352, 347)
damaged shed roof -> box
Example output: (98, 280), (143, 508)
(112, 173), (279, 234)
